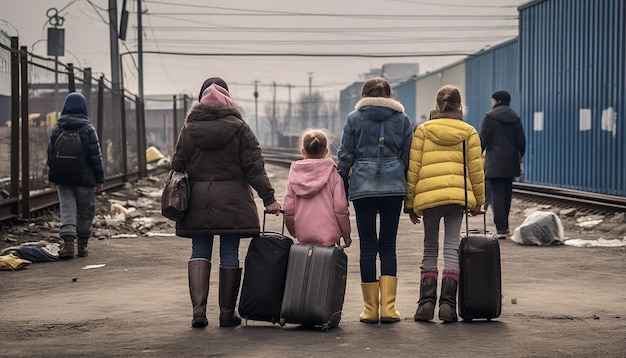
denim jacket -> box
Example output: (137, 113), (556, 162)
(337, 97), (413, 201)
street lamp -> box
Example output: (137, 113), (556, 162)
(45, 7), (65, 114)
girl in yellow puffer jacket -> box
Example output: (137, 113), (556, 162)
(405, 85), (485, 323)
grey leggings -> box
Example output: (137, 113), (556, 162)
(421, 204), (464, 271)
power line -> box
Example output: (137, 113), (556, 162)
(143, 36), (515, 46)
(140, 24), (518, 33)
(124, 49), (478, 58)
(144, 0), (518, 17)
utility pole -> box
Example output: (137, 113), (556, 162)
(308, 72), (313, 127)
(254, 80), (259, 134)
(108, 0), (122, 160)
(272, 81), (277, 146)
(287, 84), (293, 131)
(137, 0), (144, 101)
(46, 7), (64, 116)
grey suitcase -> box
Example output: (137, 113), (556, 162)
(279, 243), (348, 331)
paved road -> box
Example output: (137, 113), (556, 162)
(1, 164), (624, 357)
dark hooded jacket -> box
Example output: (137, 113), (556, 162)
(47, 92), (105, 187)
(171, 104), (277, 238)
(480, 103), (526, 178)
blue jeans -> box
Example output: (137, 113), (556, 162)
(421, 204), (464, 271)
(190, 234), (241, 269)
(55, 184), (96, 238)
(353, 196), (403, 282)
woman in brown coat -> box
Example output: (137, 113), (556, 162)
(171, 77), (281, 328)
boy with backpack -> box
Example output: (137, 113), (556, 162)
(47, 92), (105, 259)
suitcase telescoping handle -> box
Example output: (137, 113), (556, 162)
(462, 141), (487, 234)
(262, 209), (285, 236)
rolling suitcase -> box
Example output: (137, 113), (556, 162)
(238, 211), (293, 324)
(458, 140), (502, 322)
(458, 214), (502, 322)
(279, 243), (348, 331)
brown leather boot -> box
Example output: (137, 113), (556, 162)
(219, 267), (242, 327)
(414, 269), (438, 322)
(438, 270), (459, 323)
(77, 237), (89, 257)
(59, 236), (75, 259)
(188, 259), (211, 328)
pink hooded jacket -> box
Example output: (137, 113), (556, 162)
(283, 157), (351, 246)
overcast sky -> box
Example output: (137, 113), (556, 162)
(2, 0), (528, 113)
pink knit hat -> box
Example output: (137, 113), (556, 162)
(200, 84), (235, 108)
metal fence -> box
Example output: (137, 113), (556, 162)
(0, 33), (155, 220)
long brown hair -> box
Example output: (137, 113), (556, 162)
(361, 77), (393, 98)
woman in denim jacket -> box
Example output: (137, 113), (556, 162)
(338, 77), (413, 324)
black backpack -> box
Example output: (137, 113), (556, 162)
(49, 125), (90, 185)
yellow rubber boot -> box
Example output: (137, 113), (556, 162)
(379, 275), (401, 323)
(359, 282), (380, 324)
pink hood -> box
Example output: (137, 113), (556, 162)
(283, 157), (351, 246)
(288, 158), (336, 197)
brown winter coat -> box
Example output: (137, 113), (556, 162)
(171, 104), (277, 238)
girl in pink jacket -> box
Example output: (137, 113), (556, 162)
(283, 129), (352, 247)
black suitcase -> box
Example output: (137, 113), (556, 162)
(279, 243), (348, 331)
(238, 211), (294, 324)
(458, 215), (502, 322)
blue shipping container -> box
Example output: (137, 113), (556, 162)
(464, 38), (519, 130)
(519, 0), (625, 196)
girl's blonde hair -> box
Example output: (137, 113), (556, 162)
(300, 129), (330, 159)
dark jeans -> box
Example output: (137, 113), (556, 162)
(190, 234), (241, 268)
(353, 196), (403, 282)
(487, 178), (514, 233)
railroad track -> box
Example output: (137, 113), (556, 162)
(513, 182), (626, 214)
(264, 148), (626, 214)
(1, 148), (623, 224)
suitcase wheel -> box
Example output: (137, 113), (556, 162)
(279, 318), (286, 327)
(321, 323), (330, 332)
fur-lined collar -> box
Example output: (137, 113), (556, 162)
(187, 102), (243, 122)
(355, 97), (405, 113)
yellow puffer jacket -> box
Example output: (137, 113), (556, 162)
(406, 118), (485, 216)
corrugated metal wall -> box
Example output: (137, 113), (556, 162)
(519, 0), (625, 196)
(393, 78), (417, 125)
(464, 38), (520, 130)
(415, 60), (466, 126)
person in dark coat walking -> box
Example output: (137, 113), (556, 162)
(479, 90), (526, 238)
(47, 92), (105, 259)
(170, 77), (281, 328)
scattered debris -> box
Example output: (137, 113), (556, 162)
(511, 211), (564, 246)
(82, 264), (106, 270)
(564, 238), (626, 248)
